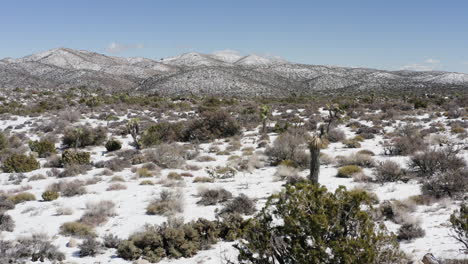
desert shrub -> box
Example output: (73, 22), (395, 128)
(59, 164), (90, 177)
(449, 203), (468, 251)
(196, 155), (216, 162)
(117, 218), (223, 262)
(219, 194), (256, 216)
(44, 154), (62, 168)
(397, 222), (425, 241)
(41, 190), (59, 201)
(452, 126), (466, 134)
(141, 122), (185, 147)
(140, 180), (154, 185)
(0, 132), (8, 150)
(327, 128), (346, 142)
(47, 180), (87, 197)
(409, 147), (466, 177)
(183, 110), (240, 141)
(103, 233), (122, 249)
(383, 127), (426, 156)
(206, 166), (237, 179)
(28, 140), (56, 158)
(56, 207), (74, 216)
(80, 200), (116, 226)
(336, 153), (374, 168)
(274, 164), (300, 181)
(136, 167), (152, 178)
(337, 165), (362, 178)
(0, 233), (65, 262)
(144, 143), (186, 169)
(343, 139), (361, 148)
(193, 176), (214, 183)
(146, 190), (184, 215)
(107, 183), (127, 191)
(7, 192), (36, 204)
(79, 237), (102, 257)
(265, 129), (310, 168)
(235, 184), (406, 264)
(2, 154), (40, 173)
(62, 125), (107, 148)
(357, 149), (375, 156)
(61, 149), (90, 166)
(105, 138), (122, 152)
(0, 213), (14, 232)
(0, 195), (15, 211)
(167, 171), (182, 180)
(374, 160), (405, 183)
(110, 176), (125, 182)
(96, 157), (132, 172)
(28, 174), (47, 181)
(197, 188), (233, 206)
(60, 221), (95, 238)
(421, 169), (468, 199)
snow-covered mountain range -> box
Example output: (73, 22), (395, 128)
(1, 48), (467, 96)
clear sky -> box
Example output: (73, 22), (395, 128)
(1, 0), (467, 73)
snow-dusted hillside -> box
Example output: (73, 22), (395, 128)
(0, 48), (467, 95)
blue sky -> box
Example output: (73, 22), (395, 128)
(1, 0), (467, 73)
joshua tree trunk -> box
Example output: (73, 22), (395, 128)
(309, 136), (321, 184)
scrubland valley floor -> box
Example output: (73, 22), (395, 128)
(0, 94), (467, 263)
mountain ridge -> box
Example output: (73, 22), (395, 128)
(1, 48), (467, 96)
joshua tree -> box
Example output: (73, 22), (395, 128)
(260, 105), (270, 134)
(308, 135), (322, 184)
(127, 118), (141, 150)
(324, 103), (344, 135)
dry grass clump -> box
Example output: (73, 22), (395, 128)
(335, 153), (374, 168)
(336, 165), (362, 178)
(265, 128), (310, 168)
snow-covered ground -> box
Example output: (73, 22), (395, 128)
(0, 109), (466, 263)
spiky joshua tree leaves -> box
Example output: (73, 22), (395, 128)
(235, 184), (407, 264)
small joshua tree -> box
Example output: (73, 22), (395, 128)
(260, 105), (270, 134)
(308, 135), (321, 184)
(325, 103), (344, 134)
(127, 118), (141, 150)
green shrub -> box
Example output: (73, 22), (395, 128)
(337, 165), (362, 178)
(141, 122), (185, 147)
(2, 154), (40, 173)
(183, 110), (240, 141)
(235, 184), (406, 264)
(117, 218), (224, 262)
(60, 221), (95, 238)
(42, 190), (59, 201)
(7, 192), (36, 204)
(29, 140), (56, 158)
(105, 138), (122, 152)
(61, 149), (90, 165)
(62, 126), (107, 148)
